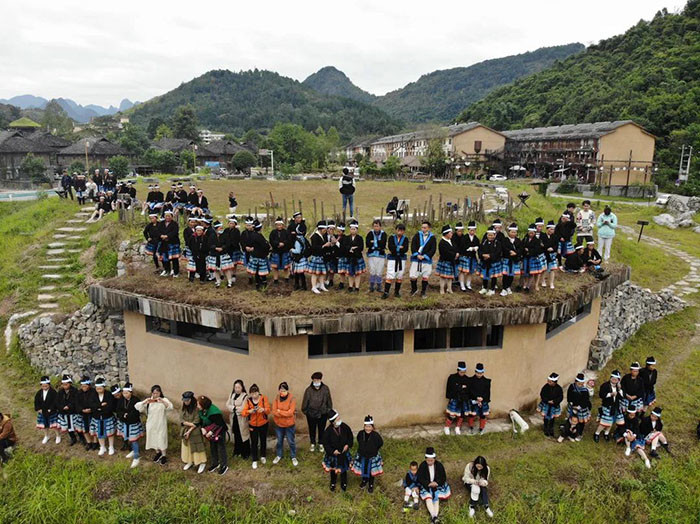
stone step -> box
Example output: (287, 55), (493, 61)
(66, 235), (83, 240)
(81, 206), (95, 211)
(66, 219), (85, 223)
(67, 249), (82, 253)
(39, 285), (57, 291)
(46, 258), (69, 263)
(42, 274), (64, 280)
(75, 213), (91, 217)
(56, 227), (87, 232)
(37, 294), (56, 301)
(46, 249), (66, 255)
(38, 265), (68, 270)
(38, 303), (59, 309)
(48, 242), (66, 248)
(53, 234), (68, 239)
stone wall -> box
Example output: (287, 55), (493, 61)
(17, 303), (128, 383)
(587, 282), (685, 369)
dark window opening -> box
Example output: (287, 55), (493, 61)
(546, 303), (592, 339)
(145, 316), (248, 352)
(309, 330), (403, 357)
(415, 326), (503, 352)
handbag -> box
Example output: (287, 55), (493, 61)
(203, 423), (224, 442)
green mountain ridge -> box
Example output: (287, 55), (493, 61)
(302, 66), (375, 104)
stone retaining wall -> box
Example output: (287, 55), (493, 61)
(17, 303), (128, 383)
(587, 282), (685, 369)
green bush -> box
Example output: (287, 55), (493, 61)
(108, 155), (130, 178)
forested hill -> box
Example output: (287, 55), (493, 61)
(302, 66), (375, 104)
(129, 69), (400, 140)
(458, 1), (700, 177)
(372, 43), (584, 124)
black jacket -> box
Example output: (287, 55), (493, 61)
(158, 220), (180, 246)
(564, 252), (584, 271)
(76, 387), (98, 415)
(240, 229), (254, 255)
(621, 373), (646, 400)
(387, 234), (409, 260)
(56, 385), (78, 415)
(446, 372), (470, 401)
(410, 232), (437, 261)
(250, 231), (270, 258)
(365, 231), (387, 257)
(542, 233), (557, 253)
(438, 238), (457, 263)
(269, 228), (291, 254)
(209, 232), (227, 257)
(583, 248), (602, 265)
(183, 226), (195, 248)
(417, 460), (447, 489)
(463, 233), (480, 259)
(310, 231), (326, 257)
(469, 376), (491, 403)
(560, 419), (580, 439)
(287, 220), (307, 238)
(116, 395), (142, 425)
(356, 430), (383, 458)
(90, 390), (116, 419)
(222, 227), (241, 254)
(146, 190), (164, 203)
(539, 383), (563, 405)
(188, 234), (210, 259)
(639, 367), (657, 393)
(34, 388), (58, 417)
(639, 415), (663, 436)
(566, 384), (591, 410)
(322, 422), (354, 454)
(522, 235), (543, 257)
(599, 380), (622, 409)
(344, 234), (364, 259)
(554, 220), (575, 242)
(503, 237), (523, 262)
(624, 414), (641, 438)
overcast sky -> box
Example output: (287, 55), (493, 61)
(1, 0), (682, 107)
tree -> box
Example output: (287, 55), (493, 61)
(119, 123), (150, 157)
(267, 123), (316, 171)
(154, 124), (173, 140)
(420, 139), (447, 177)
(41, 100), (73, 137)
(180, 149), (196, 172)
(381, 155), (401, 176)
(143, 148), (177, 173)
(21, 153), (48, 182)
(232, 150), (257, 173)
(172, 105), (199, 141)
(108, 155), (130, 178)
(69, 161), (85, 174)
(242, 129), (262, 147)
(147, 116), (166, 139)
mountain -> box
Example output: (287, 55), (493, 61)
(129, 69), (401, 140)
(371, 43), (585, 123)
(0, 94), (49, 109)
(302, 66), (375, 104)
(0, 95), (138, 123)
(458, 0), (700, 183)
(119, 99), (136, 112)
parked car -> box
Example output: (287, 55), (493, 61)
(655, 193), (669, 206)
(489, 174), (507, 182)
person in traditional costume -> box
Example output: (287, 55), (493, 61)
(341, 220), (366, 292)
(622, 405), (651, 469)
(143, 213), (161, 273)
(554, 212), (576, 266)
(157, 210), (180, 278)
(366, 220), (387, 293)
(436, 225), (458, 294)
(55, 374), (80, 446)
(324, 220), (338, 289)
(321, 409), (353, 492)
(541, 220), (558, 289)
(307, 221), (330, 293)
(240, 216), (255, 284)
(226, 379), (251, 459)
(563, 242), (586, 273)
(583, 239), (602, 271)
(537, 372), (563, 437)
(402, 461), (421, 511)
(409, 221), (436, 298)
(640, 407), (671, 459)
(247, 220), (271, 290)
(478, 228), (501, 296)
(207, 221), (235, 288)
(639, 356), (658, 410)
(116, 382), (145, 468)
(417, 447), (451, 524)
(290, 222), (310, 290)
(89, 376), (117, 456)
(501, 223), (523, 296)
(34, 376), (59, 445)
(242, 384), (271, 470)
(269, 217), (292, 284)
(444, 361), (470, 436)
(182, 216), (198, 274)
(383, 223), (409, 299)
(187, 225), (209, 283)
(352, 415), (384, 492)
(76, 375), (98, 450)
(521, 223), (545, 292)
(557, 414), (581, 443)
(110, 384), (127, 450)
(222, 216), (244, 278)
(620, 361), (646, 414)
(463, 455), (494, 519)
(566, 373), (591, 439)
(594, 369), (624, 442)
(136, 385), (173, 465)
(458, 221), (480, 292)
(467, 363), (491, 434)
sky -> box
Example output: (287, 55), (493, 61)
(0, 0), (684, 107)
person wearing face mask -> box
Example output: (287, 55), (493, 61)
(321, 410), (353, 492)
(272, 382), (298, 466)
(34, 376), (59, 445)
(596, 205), (617, 262)
(302, 372), (333, 453)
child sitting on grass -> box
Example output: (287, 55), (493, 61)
(557, 415), (581, 443)
(402, 460), (420, 511)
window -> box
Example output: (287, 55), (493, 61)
(546, 303), (592, 339)
(415, 326), (503, 352)
(145, 316), (248, 353)
(309, 330), (403, 357)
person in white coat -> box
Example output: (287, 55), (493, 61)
(136, 385), (173, 465)
(462, 456), (494, 519)
(226, 379), (250, 459)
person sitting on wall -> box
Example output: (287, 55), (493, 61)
(563, 242), (586, 273)
(141, 184), (164, 216)
(417, 447), (451, 524)
(462, 455), (494, 519)
(444, 361), (470, 436)
(467, 363), (491, 435)
(191, 189), (210, 217)
(583, 240), (602, 271)
(386, 196), (404, 220)
(86, 195), (112, 223)
(321, 409), (353, 492)
(537, 372), (563, 437)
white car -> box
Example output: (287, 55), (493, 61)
(489, 174), (507, 181)
(654, 193), (669, 206)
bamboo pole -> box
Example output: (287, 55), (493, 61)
(313, 199), (317, 224)
(321, 201), (325, 221)
(283, 199), (288, 223)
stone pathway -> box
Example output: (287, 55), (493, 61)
(619, 224), (700, 298)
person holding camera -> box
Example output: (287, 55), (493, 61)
(135, 385), (173, 465)
(596, 205), (617, 262)
(242, 384), (271, 470)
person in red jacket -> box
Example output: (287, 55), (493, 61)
(272, 382), (298, 466)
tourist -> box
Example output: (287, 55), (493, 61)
(246, 220), (271, 290)
(467, 363), (491, 435)
(324, 220), (338, 289)
(191, 189), (209, 217)
(76, 375), (98, 450)
(409, 221), (436, 298)
(290, 223), (310, 290)
(596, 206), (617, 262)
(55, 374), (79, 446)
(187, 225), (209, 283)
(0, 411), (17, 463)
(141, 184), (164, 216)
(136, 385), (173, 464)
(620, 361), (646, 414)
(74, 173), (87, 205)
(272, 382), (298, 466)
(458, 221), (480, 292)
(639, 356), (658, 410)
(60, 170), (74, 200)
(86, 195), (112, 223)
(417, 447), (451, 524)
(436, 224), (458, 295)
(207, 221), (235, 288)
(143, 213), (162, 274)
(557, 414), (581, 443)
(89, 376), (117, 456)
(594, 370), (624, 443)
(463, 455), (494, 519)
(180, 391), (208, 474)
(242, 384), (271, 469)
(116, 382), (144, 468)
(341, 220), (365, 292)
(321, 409), (353, 492)
(301, 372), (333, 453)
(537, 372), (563, 437)
(34, 376), (59, 445)
(575, 200), (596, 244)
(501, 223), (523, 296)
(553, 212), (575, 266)
(566, 373), (591, 439)
(563, 243), (586, 273)
(640, 407), (671, 458)
(386, 196), (403, 220)
(444, 361), (470, 436)
(402, 461), (421, 512)
(110, 384), (127, 450)
(622, 405), (651, 469)
(339, 167), (356, 217)
(158, 210), (181, 278)
(478, 228), (501, 296)
(228, 192), (238, 213)
(541, 221), (558, 289)
(383, 223), (408, 299)
(366, 220), (387, 293)
(223, 216), (244, 275)
(197, 395), (229, 474)
(269, 217), (292, 284)
(226, 379), (250, 460)
(307, 221), (329, 293)
(351, 415), (384, 492)
(583, 239), (602, 271)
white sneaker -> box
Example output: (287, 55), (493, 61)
(260, 457), (267, 464)
(460, 286), (467, 291)
(319, 285), (329, 292)
(318, 445), (324, 454)
(312, 287), (321, 294)
(469, 507), (476, 518)
(625, 447), (631, 457)
(159, 270), (168, 277)
(507, 288), (513, 295)
(644, 458), (651, 469)
(252, 461), (258, 470)
(550, 283), (555, 289)
(183, 462), (193, 471)
(309, 444), (315, 452)
(273, 456), (281, 465)
(466, 283), (472, 290)
(197, 463), (206, 474)
(486, 507), (494, 518)
(455, 426), (461, 435)
(108, 446), (115, 456)
(130, 458), (140, 468)
(486, 290), (495, 296)
(479, 288), (488, 295)
(541, 281), (547, 287)
(98, 446), (106, 456)
(292, 458), (298, 467)
(443, 427), (450, 436)
(55, 435), (61, 444)
(169, 270), (175, 277)
(499, 289), (508, 297)
(41, 435), (50, 445)
(126, 451), (134, 459)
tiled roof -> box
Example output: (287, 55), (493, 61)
(501, 121), (645, 141)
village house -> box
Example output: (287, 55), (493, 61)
(0, 128), (70, 181)
(152, 138), (218, 166)
(204, 139), (250, 168)
(56, 137), (130, 170)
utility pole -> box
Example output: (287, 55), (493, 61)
(270, 149), (274, 176)
(85, 141), (89, 174)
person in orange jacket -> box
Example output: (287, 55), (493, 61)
(241, 384), (271, 470)
(272, 381), (298, 466)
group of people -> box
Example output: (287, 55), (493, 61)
(59, 168), (121, 205)
(141, 197), (618, 297)
(535, 357), (670, 469)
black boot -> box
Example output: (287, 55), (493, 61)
(340, 471), (347, 491)
(395, 282), (401, 297)
(382, 282), (391, 299)
(121, 440), (130, 451)
(543, 420), (550, 436)
(301, 276), (307, 290)
(368, 476), (375, 493)
(330, 471), (337, 491)
(69, 432), (77, 446)
(661, 442), (671, 455)
(421, 280), (428, 297)
(410, 280), (418, 296)
(294, 274), (300, 290)
(338, 282), (344, 290)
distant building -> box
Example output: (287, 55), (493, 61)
(152, 138), (217, 165)
(57, 137), (129, 170)
(8, 117), (41, 132)
(199, 129), (226, 144)
(0, 129), (70, 181)
(502, 121), (656, 185)
(344, 138), (376, 161)
(205, 139), (251, 169)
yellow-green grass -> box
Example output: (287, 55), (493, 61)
(1, 306), (697, 523)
